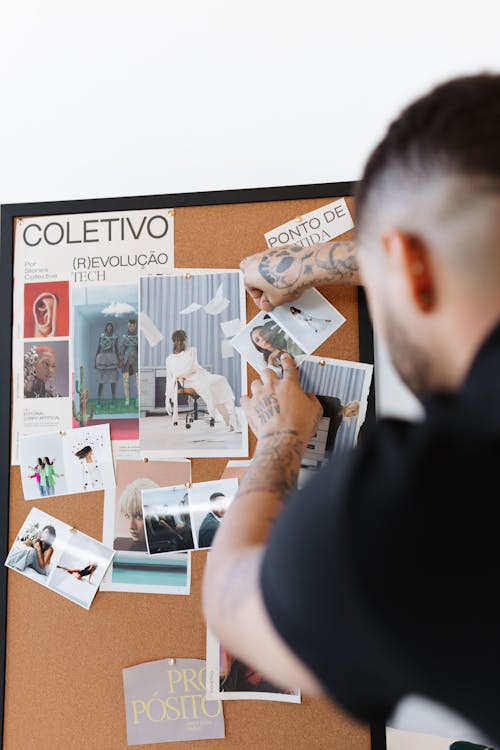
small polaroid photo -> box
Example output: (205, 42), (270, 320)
(231, 311), (307, 375)
(188, 477), (238, 550)
(206, 627), (301, 703)
(142, 484), (195, 554)
(270, 288), (346, 355)
(4, 506), (114, 609)
(20, 423), (116, 500)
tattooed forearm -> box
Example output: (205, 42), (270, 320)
(239, 431), (305, 499)
(315, 241), (359, 281)
(257, 240), (359, 295)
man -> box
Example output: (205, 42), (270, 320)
(202, 73), (500, 744)
(198, 491), (227, 548)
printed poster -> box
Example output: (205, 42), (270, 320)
(11, 207), (175, 464)
(123, 657), (224, 745)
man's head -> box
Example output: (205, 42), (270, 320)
(355, 74), (500, 395)
(209, 492), (228, 518)
(127, 319), (137, 334)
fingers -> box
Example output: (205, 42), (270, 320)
(259, 368), (279, 386)
(249, 379), (263, 395)
(279, 353), (299, 381)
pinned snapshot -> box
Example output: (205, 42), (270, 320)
(141, 477), (238, 554)
(20, 423), (115, 500)
(138, 270), (248, 458)
(101, 458), (192, 595)
(231, 311), (307, 375)
(206, 627), (300, 703)
(4, 507), (114, 610)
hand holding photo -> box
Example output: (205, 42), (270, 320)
(269, 287), (346, 355)
(231, 310), (306, 375)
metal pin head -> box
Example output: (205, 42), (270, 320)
(319, 359), (326, 366)
(59, 430), (66, 436)
(143, 456), (149, 463)
(185, 272), (191, 279)
(184, 481), (192, 488)
(167, 657), (176, 665)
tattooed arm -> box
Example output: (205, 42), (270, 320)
(202, 355), (324, 693)
(240, 239), (359, 311)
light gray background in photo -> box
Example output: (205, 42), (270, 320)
(140, 273), (242, 400)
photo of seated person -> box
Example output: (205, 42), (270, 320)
(144, 494), (194, 554)
(165, 329), (241, 432)
(6, 524), (56, 579)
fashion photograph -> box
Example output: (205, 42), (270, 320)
(296, 356), (373, 487)
(206, 627), (301, 703)
(72, 283), (139, 440)
(230, 310), (307, 375)
(23, 340), (69, 399)
(4, 508), (70, 587)
(49, 529), (114, 610)
(138, 271), (248, 458)
(20, 431), (68, 500)
(24, 280), (70, 339)
(187, 477), (238, 551)
(101, 457), (192, 594)
(269, 288), (346, 355)
(142, 484), (195, 554)
(63, 423), (116, 494)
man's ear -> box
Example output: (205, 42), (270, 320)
(381, 229), (436, 312)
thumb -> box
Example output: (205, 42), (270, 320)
(279, 352), (299, 381)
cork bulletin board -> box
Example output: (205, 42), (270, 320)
(0, 183), (382, 750)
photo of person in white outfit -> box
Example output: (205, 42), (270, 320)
(165, 329), (241, 432)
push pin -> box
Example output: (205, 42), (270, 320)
(143, 456), (149, 463)
(185, 481), (192, 488)
(167, 658), (176, 665)
(59, 430), (66, 436)
(319, 359), (326, 366)
(296, 215), (302, 222)
(185, 272), (191, 279)
(70, 528), (77, 534)
(168, 209), (175, 216)
(18, 218), (24, 225)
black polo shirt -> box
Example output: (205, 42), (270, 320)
(261, 322), (500, 744)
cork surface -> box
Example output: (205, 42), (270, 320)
(5, 195), (371, 749)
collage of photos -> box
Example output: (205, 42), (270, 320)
(138, 270), (248, 458)
(231, 288), (345, 375)
(141, 477), (239, 554)
(206, 627), (301, 703)
(23, 280), (70, 400)
(4, 507), (114, 609)
(20, 423), (116, 500)
(101, 457), (192, 594)
(12, 207), (175, 464)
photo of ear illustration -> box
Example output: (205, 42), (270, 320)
(33, 293), (58, 337)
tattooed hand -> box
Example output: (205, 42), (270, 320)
(240, 239), (359, 311)
(241, 353), (323, 445)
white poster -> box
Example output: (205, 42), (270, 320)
(11, 207), (175, 464)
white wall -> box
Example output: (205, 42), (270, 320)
(1, 0), (499, 416)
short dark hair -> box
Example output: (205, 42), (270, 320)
(356, 73), (500, 233)
(210, 492), (226, 502)
(171, 329), (187, 342)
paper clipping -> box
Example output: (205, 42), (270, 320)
(20, 423), (115, 500)
(206, 627), (300, 703)
(5, 507), (114, 609)
(11, 207), (175, 464)
(264, 197), (354, 249)
(101, 458), (192, 595)
(122, 657), (224, 745)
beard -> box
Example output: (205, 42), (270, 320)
(385, 313), (432, 396)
